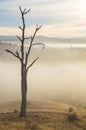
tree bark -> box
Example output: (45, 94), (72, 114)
(20, 64), (27, 117)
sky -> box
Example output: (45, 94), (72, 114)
(0, 0), (86, 37)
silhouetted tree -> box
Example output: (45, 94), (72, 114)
(6, 6), (45, 117)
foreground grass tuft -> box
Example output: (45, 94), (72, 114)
(0, 111), (86, 130)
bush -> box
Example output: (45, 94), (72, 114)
(67, 107), (78, 123)
(68, 107), (74, 112)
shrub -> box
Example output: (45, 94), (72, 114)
(68, 107), (74, 112)
(67, 107), (78, 123)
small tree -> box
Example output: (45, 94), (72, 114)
(6, 6), (44, 117)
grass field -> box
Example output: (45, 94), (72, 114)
(0, 100), (86, 130)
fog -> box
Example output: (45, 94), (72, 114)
(0, 45), (86, 107)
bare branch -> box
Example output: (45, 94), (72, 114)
(26, 57), (39, 71)
(24, 9), (31, 15)
(15, 50), (22, 61)
(6, 49), (17, 57)
(19, 7), (26, 64)
(19, 6), (22, 14)
(19, 6), (30, 15)
(32, 43), (45, 49)
(19, 26), (23, 31)
(16, 35), (22, 42)
(6, 49), (21, 62)
(25, 25), (42, 65)
(23, 8), (26, 13)
(36, 25), (42, 31)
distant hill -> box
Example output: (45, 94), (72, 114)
(0, 35), (17, 42)
(0, 35), (86, 44)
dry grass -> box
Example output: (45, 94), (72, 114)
(0, 100), (86, 130)
(0, 112), (86, 130)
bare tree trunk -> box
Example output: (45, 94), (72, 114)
(20, 64), (27, 117)
(6, 6), (45, 118)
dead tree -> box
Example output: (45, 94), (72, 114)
(6, 6), (45, 117)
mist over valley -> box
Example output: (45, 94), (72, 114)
(0, 37), (86, 109)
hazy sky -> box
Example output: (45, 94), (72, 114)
(0, 0), (86, 37)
